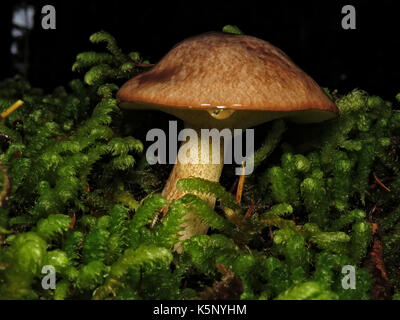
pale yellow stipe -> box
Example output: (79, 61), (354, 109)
(1, 100), (24, 119)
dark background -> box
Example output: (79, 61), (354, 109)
(1, 0), (399, 100)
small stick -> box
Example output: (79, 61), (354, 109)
(244, 199), (255, 218)
(235, 162), (245, 204)
(1, 100), (24, 119)
(373, 172), (391, 192)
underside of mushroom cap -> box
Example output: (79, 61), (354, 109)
(117, 32), (338, 128)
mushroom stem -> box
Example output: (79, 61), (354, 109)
(162, 127), (225, 252)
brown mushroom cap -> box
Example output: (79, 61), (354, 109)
(117, 32), (338, 129)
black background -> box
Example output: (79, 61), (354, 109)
(1, 0), (399, 100)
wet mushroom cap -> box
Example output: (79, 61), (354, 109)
(117, 32), (338, 129)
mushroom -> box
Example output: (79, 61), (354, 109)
(117, 32), (338, 250)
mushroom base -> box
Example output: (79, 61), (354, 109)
(161, 128), (225, 252)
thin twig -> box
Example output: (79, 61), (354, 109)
(1, 100), (24, 119)
(373, 172), (391, 192)
(244, 199), (255, 218)
(235, 162), (245, 204)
